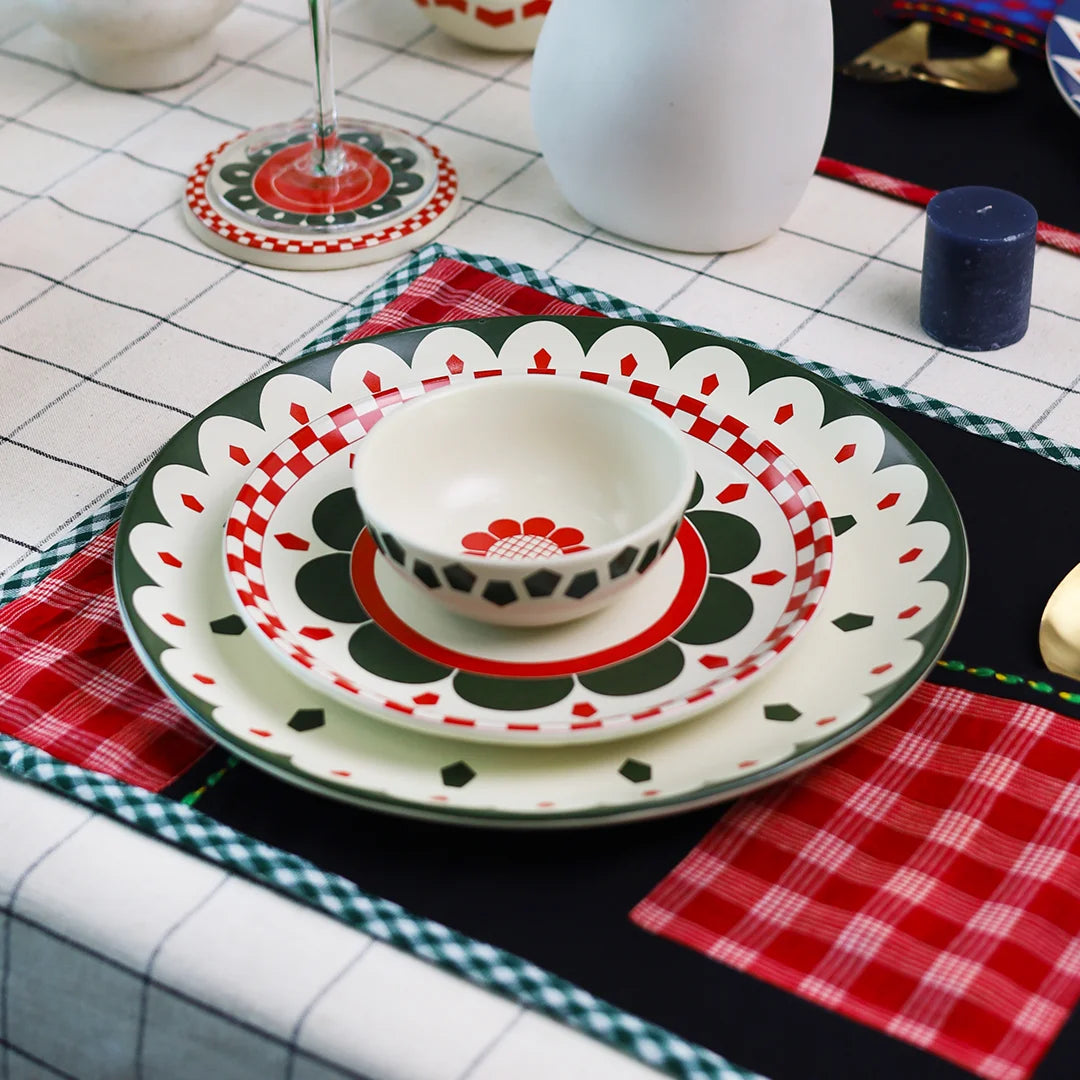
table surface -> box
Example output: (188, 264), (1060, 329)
(3, 1), (1080, 1078)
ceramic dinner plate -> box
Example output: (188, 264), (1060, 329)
(222, 375), (833, 745)
(1047, 3), (1080, 120)
(114, 317), (966, 827)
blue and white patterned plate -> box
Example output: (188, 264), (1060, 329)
(1047, 3), (1080, 119)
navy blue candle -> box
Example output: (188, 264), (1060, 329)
(920, 186), (1038, 351)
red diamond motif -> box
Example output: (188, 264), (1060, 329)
(158, 551), (182, 568)
(229, 445), (250, 466)
(700, 374), (719, 396)
(899, 547), (922, 564)
(773, 403), (794, 425)
(162, 613), (185, 626)
(877, 492), (900, 510)
(446, 354), (465, 374)
(898, 605), (921, 619)
(700, 655), (729, 669)
(290, 403), (309, 424)
(181, 493), (204, 513)
(871, 663), (893, 675)
(275, 532), (310, 551)
(413, 692), (440, 705)
(716, 483), (749, 504)
(571, 702), (598, 718)
(751, 569), (787, 586)
(362, 370), (382, 393)
(533, 348), (552, 369)
(299, 626), (334, 640)
(835, 443), (856, 463)
(620, 353), (637, 376)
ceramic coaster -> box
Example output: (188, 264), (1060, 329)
(222, 374), (833, 746)
(116, 317), (966, 827)
(182, 120), (460, 270)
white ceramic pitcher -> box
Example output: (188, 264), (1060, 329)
(530, 0), (834, 253)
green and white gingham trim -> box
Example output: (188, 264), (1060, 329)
(308, 242), (1080, 471)
(0, 484), (132, 607)
(0, 733), (756, 1080)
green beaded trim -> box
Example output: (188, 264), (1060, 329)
(936, 659), (1080, 704)
(180, 755), (238, 806)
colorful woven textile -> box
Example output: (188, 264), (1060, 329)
(632, 681), (1080, 1080)
(884, 0), (1063, 52)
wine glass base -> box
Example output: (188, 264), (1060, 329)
(183, 121), (460, 270)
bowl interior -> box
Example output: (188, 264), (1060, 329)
(356, 378), (689, 557)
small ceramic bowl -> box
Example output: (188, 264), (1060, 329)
(410, 0), (547, 52)
(353, 376), (695, 627)
(35, 0), (240, 90)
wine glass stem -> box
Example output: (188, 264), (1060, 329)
(309, 0), (344, 176)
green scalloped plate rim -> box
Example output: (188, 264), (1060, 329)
(113, 316), (968, 827)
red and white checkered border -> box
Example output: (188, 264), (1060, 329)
(224, 370), (834, 736)
(185, 136), (458, 256)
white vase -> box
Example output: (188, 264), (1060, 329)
(34, 0), (240, 91)
(530, 0), (833, 253)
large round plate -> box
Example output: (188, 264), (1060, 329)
(114, 317), (967, 827)
(222, 375), (833, 745)
(1047, 4), (1080, 120)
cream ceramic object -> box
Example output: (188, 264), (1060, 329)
(530, 0), (834, 252)
(412, 0), (547, 52)
(351, 376), (695, 627)
(34, 0), (240, 90)
(1040, 562), (1080, 680)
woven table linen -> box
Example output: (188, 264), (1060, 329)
(632, 682), (1080, 1080)
(883, 0), (1063, 51)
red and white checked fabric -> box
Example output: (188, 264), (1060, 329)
(632, 681), (1080, 1080)
(0, 524), (211, 791)
(341, 258), (600, 341)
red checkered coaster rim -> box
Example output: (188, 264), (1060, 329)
(224, 370), (834, 738)
(185, 137), (458, 256)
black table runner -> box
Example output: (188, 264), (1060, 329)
(827, 0), (1080, 235)
(175, 401), (1080, 1080)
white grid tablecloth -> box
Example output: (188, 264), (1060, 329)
(2, 0), (1080, 1077)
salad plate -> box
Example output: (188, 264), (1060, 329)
(222, 374), (833, 745)
(1047, 3), (1080, 120)
(114, 317), (966, 827)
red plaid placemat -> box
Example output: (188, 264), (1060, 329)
(0, 524), (211, 791)
(0, 259), (597, 792)
(632, 681), (1080, 1080)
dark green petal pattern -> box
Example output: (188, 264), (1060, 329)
(295, 553), (367, 623)
(578, 641), (685, 696)
(453, 672), (574, 710)
(348, 623), (453, 684)
(674, 577), (754, 645)
(688, 510), (761, 574)
(312, 487), (365, 552)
